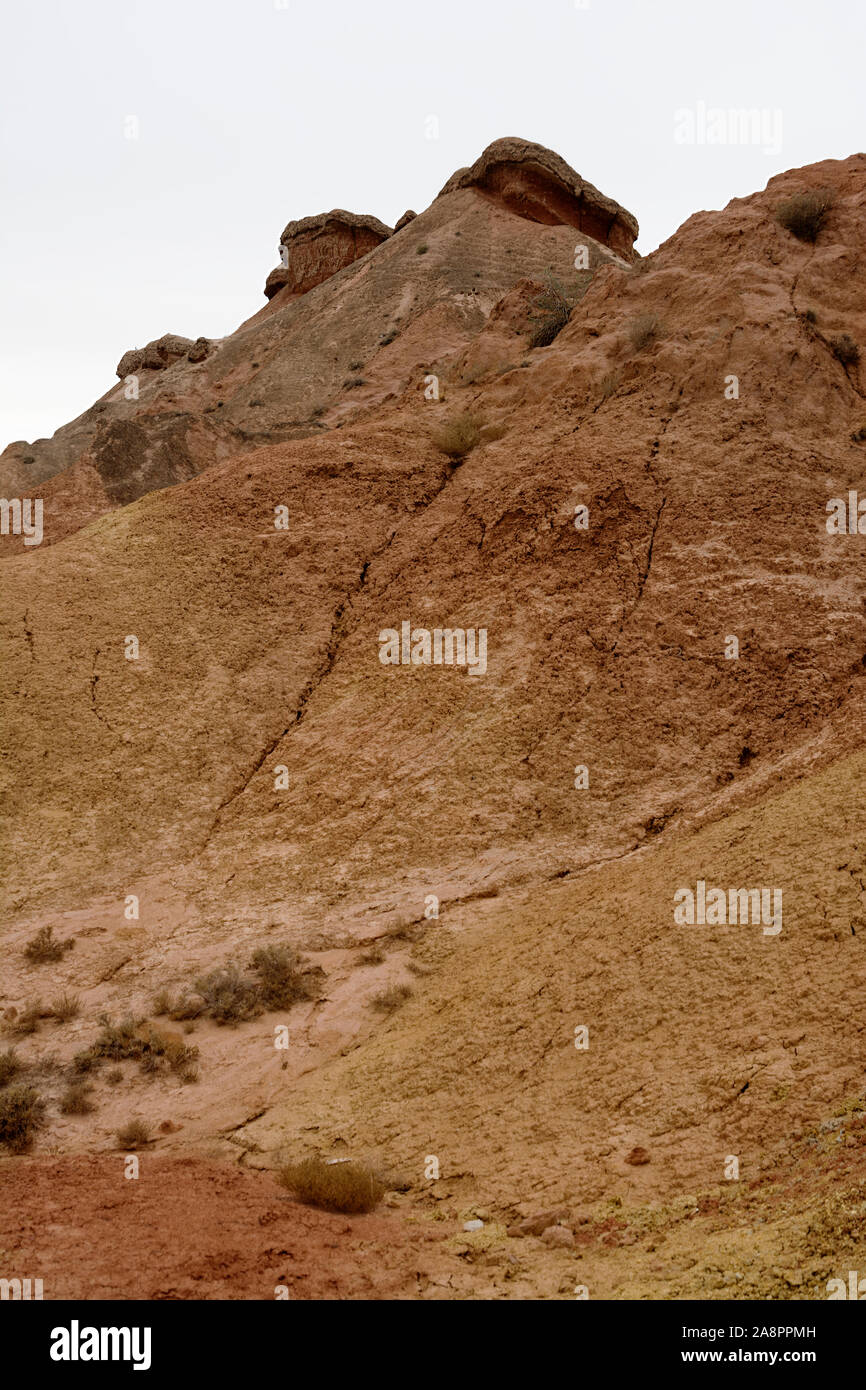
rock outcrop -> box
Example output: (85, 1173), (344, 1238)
(116, 334), (211, 378)
(263, 209), (392, 299)
(437, 136), (639, 259)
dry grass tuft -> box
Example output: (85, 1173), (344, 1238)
(277, 1156), (385, 1214)
(776, 190), (834, 243)
(430, 413), (481, 460)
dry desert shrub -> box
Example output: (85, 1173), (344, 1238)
(60, 1081), (95, 1115)
(277, 1156), (385, 1214)
(599, 369), (622, 400)
(23, 925), (75, 964)
(0, 1085), (46, 1152)
(528, 272), (577, 347)
(358, 944), (386, 966)
(82, 1016), (199, 1076)
(830, 334), (860, 367)
(150, 989), (173, 1016)
(50, 992), (81, 1023)
(628, 312), (662, 351)
(370, 983), (413, 1014)
(116, 1119), (150, 1150)
(0, 1047), (21, 1087)
(177, 944), (322, 1026)
(430, 412), (481, 459)
(776, 190), (834, 242)
(250, 945), (318, 1010)
(5, 1001), (45, 1036)
(191, 966), (259, 1024)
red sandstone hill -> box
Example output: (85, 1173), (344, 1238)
(1, 140), (865, 1300)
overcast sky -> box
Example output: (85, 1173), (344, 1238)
(1, 0), (864, 447)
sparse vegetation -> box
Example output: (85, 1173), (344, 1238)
(343, 376), (366, 389)
(628, 312), (662, 352)
(431, 412), (482, 460)
(310, 404), (326, 419)
(5, 1001), (44, 1036)
(50, 992), (81, 1023)
(23, 925), (75, 964)
(151, 989), (173, 1016)
(277, 1156), (385, 1214)
(349, 360), (363, 371)
(851, 425), (866, 443)
(250, 945), (321, 1010)
(171, 945), (322, 1027)
(776, 190), (834, 243)
(106, 1067), (123, 1085)
(416, 244), (429, 255)
(370, 983), (413, 1014)
(80, 1015), (200, 1076)
(359, 944), (386, 966)
(802, 308), (818, 324)
(0, 1085), (46, 1152)
(599, 369), (621, 400)
(116, 1119), (151, 1150)
(379, 329), (398, 346)
(830, 334), (860, 367)
(60, 1081), (95, 1115)
(528, 272), (578, 348)
(0, 1047), (21, 1087)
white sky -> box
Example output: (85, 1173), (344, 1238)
(1, 0), (864, 446)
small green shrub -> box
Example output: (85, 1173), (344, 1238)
(343, 376), (366, 390)
(277, 1156), (385, 1214)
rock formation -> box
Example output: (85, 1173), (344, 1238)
(2, 141), (865, 1299)
(437, 136), (639, 259)
(263, 208), (392, 299)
